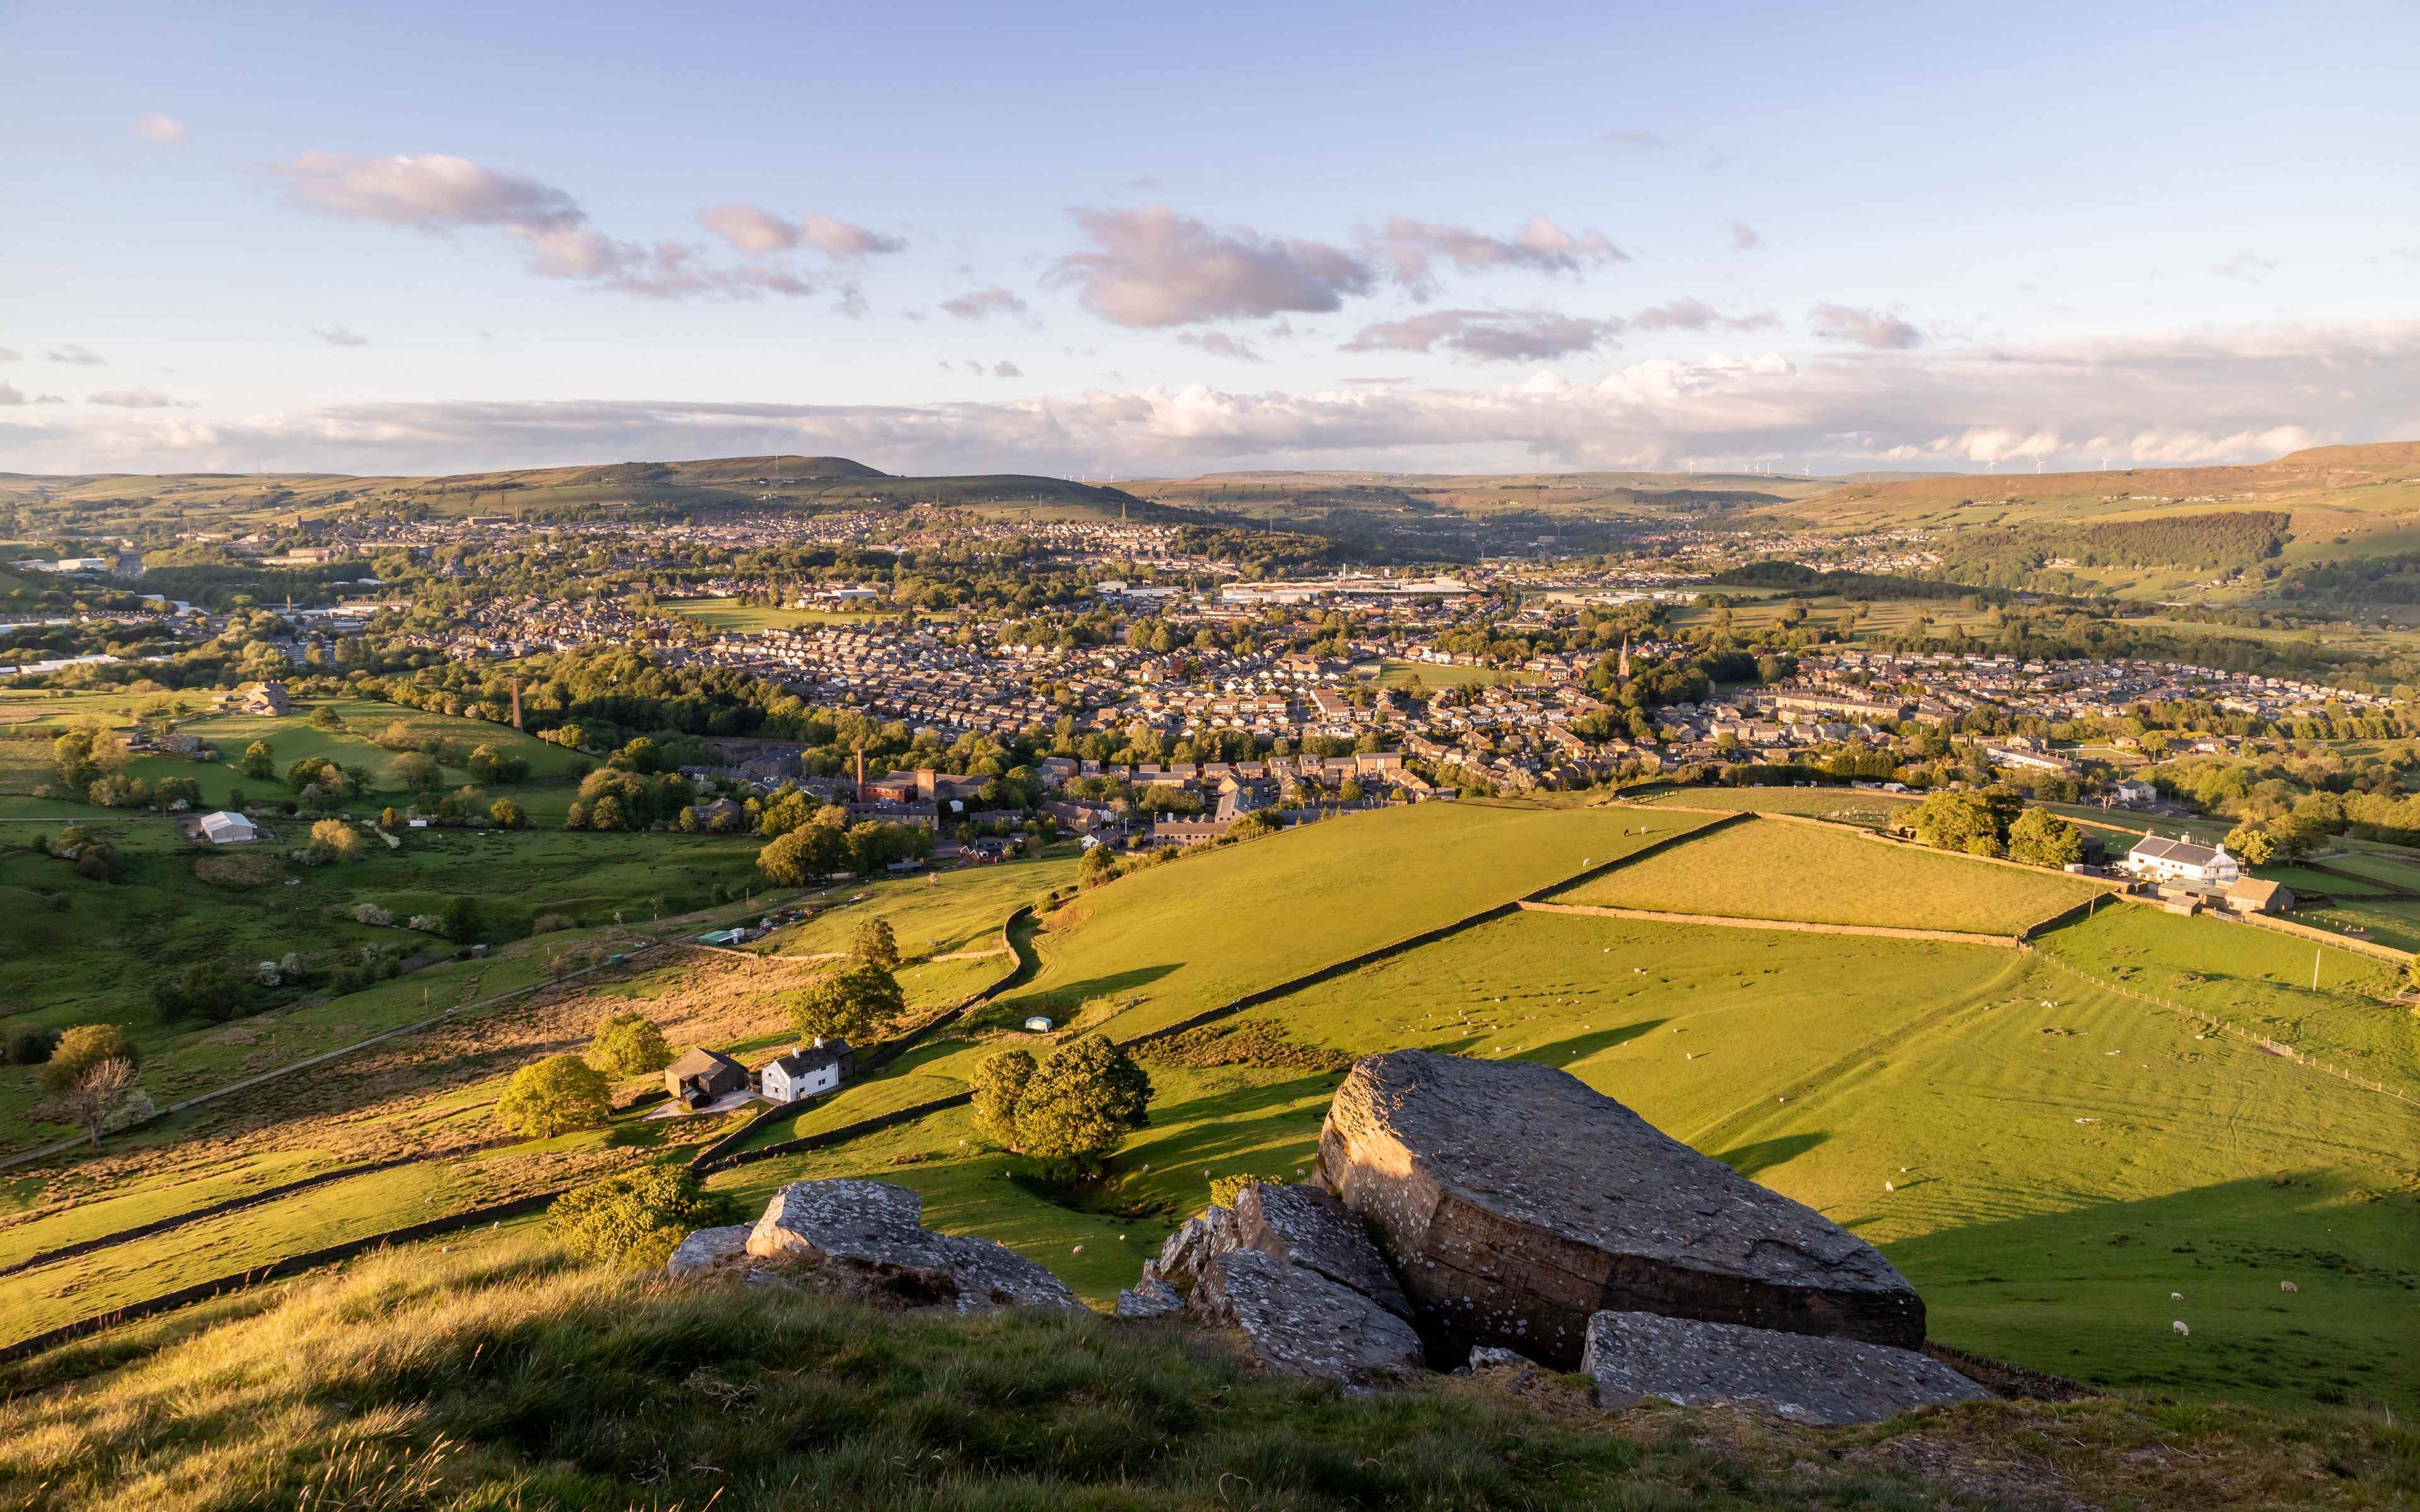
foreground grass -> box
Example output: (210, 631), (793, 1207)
(4, 1232), (2414, 1511)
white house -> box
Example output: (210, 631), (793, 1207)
(197, 811), (256, 845)
(2122, 834), (2240, 888)
(2112, 778), (2157, 806)
(758, 1038), (850, 1102)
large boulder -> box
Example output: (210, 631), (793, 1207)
(1115, 1274), (1187, 1319)
(666, 1223), (752, 1278)
(747, 1178), (1081, 1312)
(1233, 1181), (1413, 1320)
(1318, 1051), (1925, 1368)
(1144, 1204), (1237, 1290)
(1582, 1310), (1988, 1425)
(1192, 1247), (1427, 1385)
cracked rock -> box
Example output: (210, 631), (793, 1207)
(1583, 1309), (1988, 1425)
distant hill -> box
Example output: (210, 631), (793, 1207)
(0, 455), (1174, 530)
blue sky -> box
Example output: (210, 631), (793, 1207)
(4, 0), (2418, 477)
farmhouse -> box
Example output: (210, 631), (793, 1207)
(2225, 877), (2293, 915)
(664, 1046), (751, 1108)
(233, 681), (292, 717)
(2112, 778), (2157, 806)
(2121, 834), (2240, 888)
(196, 811), (257, 845)
(758, 1038), (851, 1102)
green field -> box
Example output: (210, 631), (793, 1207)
(660, 597), (915, 633)
(1551, 816), (2105, 935)
(999, 801), (1719, 1041)
(1632, 783), (1918, 827)
(723, 895), (2418, 1409)
(1368, 659), (1537, 689)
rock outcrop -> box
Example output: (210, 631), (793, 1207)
(740, 1178), (1081, 1312)
(1582, 1310), (1989, 1425)
(1115, 1274), (1187, 1319)
(1318, 1050), (1926, 1368)
(1191, 1248), (1426, 1386)
(1233, 1181), (1413, 1320)
(666, 1223), (752, 1278)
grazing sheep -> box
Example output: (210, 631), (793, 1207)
(2173, 1320), (2191, 1337)
(2171, 1292), (2183, 1300)
(1884, 1181), (1896, 1192)
(2280, 1280), (2299, 1293)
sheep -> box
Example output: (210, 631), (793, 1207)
(1883, 1181), (1896, 1192)
(2171, 1292), (2183, 1300)
(2172, 1320), (2190, 1337)
(2279, 1280), (2299, 1293)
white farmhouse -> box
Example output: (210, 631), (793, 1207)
(2121, 834), (2240, 888)
(758, 1038), (851, 1102)
(197, 811), (257, 845)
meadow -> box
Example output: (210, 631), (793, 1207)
(1550, 815), (2106, 936)
(729, 898), (2418, 1409)
(659, 597), (916, 633)
(996, 801), (1720, 1041)
(1630, 783), (1919, 827)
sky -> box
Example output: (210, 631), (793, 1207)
(4, 0), (2419, 480)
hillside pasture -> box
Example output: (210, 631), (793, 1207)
(1550, 816), (2104, 935)
(999, 801), (1720, 1041)
(1631, 783), (1918, 827)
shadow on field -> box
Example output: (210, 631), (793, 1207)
(1878, 1170), (2420, 1410)
(998, 963), (1182, 1018)
(1512, 1019), (1669, 1067)
(1709, 1131), (1828, 1178)
(1144, 1072), (1343, 1128)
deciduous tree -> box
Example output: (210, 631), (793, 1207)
(495, 1053), (611, 1137)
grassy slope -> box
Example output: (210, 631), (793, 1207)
(1550, 817), (2104, 935)
(1001, 801), (1718, 1041)
(13, 1234), (2414, 1512)
(1630, 784), (1920, 826)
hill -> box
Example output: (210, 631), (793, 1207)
(8, 1235), (2411, 1511)
(0, 456), (1170, 532)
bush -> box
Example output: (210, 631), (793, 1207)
(495, 1054), (612, 1137)
(309, 817), (363, 861)
(1207, 1174), (1255, 1210)
(531, 912), (578, 934)
(550, 1166), (735, 1268)
(5, 1026), (58, 1066)
(351, 902), (395, 926)
(39, 1022), (139, 1092)
(589, 1012), (673, 1077)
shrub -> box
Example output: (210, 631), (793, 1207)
(589, 1012), (673, 1077)
(1207, 1174), (1255, 1210)
(531, 912), (578, 934)
(5, 1026), (58, 1066)
(495, 1054), (612, 1138)
(351, 902), (395, 926)
(550, 1166), (734, 1268)
(39, 1022), (139, 1092)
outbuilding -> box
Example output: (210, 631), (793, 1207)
(197, 811), (256, 845)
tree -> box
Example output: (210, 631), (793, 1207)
(758, 819), (848, 885)
(2006, 807), (2084, 869)
(489, 796), (526, 829)
(308, 704), (346, 732)
(589, 1011), (673, 1077)
(791, 959), (904, 1043)
(40, 1023), (140, 1092)
(440, 894), (482, 942)
(1010, 1037), (1153, 1172)
(588, 794), (629, 832)
(46, 1057), (139, 1149)
(970, 1048), (1037, 1147)
(851, 917), (900, 971)
(495, 1053), (611, 1137)
(240, 740), (276, 779)
(309, 817), (364, 861)
(1076, 844), (1118, 890)
(1913, 789), (2011, 857)
(550, 1166), (734, 1268)
(391, 751), (441, 791)
(2224, 820), (2278, 866)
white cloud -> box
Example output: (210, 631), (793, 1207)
(1729, 220), (1763, 251)
(313, 324), (370, 347)
(696, 203), (905, 259)
(1047, 204), (1376, 326)
(133, 112), (187, 144)
(47, 345), (105, 365)
(278, 152), (821, 301)
(0, 346), (18, 362)
(0, 382), (65, 405)
(1631, 298), (1780, 333)
(1366, 215), (1626, 297)
(29, 319), (2417, 479)
(1177, 331), (1264, 364)
(1809, 303), (1923, 349)
(991, 361), (1023, 379)
(940, 285), (1030, 322)
(1343, 308), (1622, 362)
(2213, 250), (2279, 282)
(88, 387), (187, 408)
